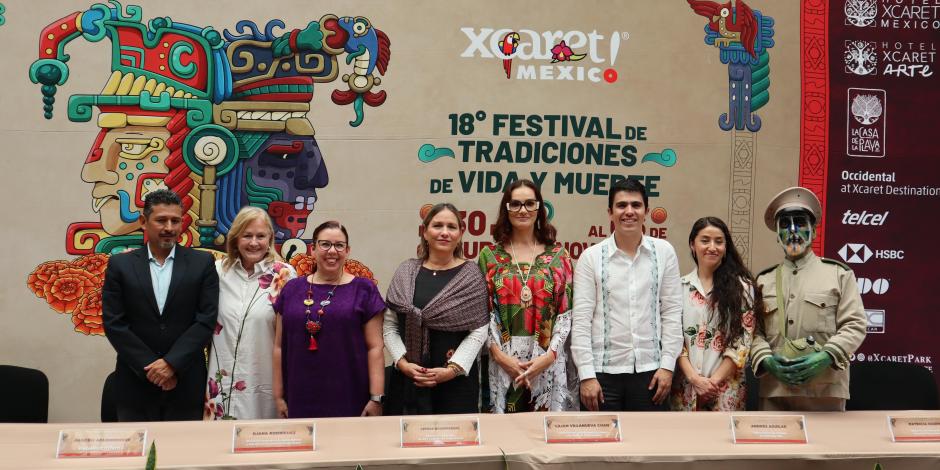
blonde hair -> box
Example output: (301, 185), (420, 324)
(223, 206), (281, 271)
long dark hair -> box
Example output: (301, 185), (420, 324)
(418, 203), (465, 260)
(492, 179), (556, 246)
(688, 217), (764, 343)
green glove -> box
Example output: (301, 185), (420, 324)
(761, 354), (801, 386)
(784, 351), (833, 384)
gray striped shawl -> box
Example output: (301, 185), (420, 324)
(385, 258), (490, 364)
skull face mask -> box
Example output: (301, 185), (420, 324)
(776, 210), (815, 259)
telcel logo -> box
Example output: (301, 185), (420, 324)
(842, 210), (889, 225)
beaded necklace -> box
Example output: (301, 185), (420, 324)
(303, 277), (339, 351)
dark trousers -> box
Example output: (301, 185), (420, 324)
(385, 366), (480, 415)
(114, 366), (205, 422)
(587, 371), (668, 412)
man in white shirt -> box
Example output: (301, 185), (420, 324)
(571, 179), (683, 411)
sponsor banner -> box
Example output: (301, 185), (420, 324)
(826, 0), (940, 390)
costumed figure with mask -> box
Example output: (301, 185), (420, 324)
(749, 187), (867, 411)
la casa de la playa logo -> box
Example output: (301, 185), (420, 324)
(459, 27), (627, 83)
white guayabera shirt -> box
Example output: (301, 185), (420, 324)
(571, 235), (683, 380)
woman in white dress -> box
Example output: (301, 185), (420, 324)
(205, 207), (295, 420)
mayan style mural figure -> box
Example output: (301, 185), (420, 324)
(687, 0), (774, 132)
(26, 2), (388, 334)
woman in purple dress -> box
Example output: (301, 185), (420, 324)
(273, 221), (386, 418)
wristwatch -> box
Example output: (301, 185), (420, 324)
(370, 394), (385, 404)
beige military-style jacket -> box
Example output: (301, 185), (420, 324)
(750, 251), (867, 399)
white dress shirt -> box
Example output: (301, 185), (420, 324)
(571, 235), (683, 380)
(147, 244), (176, 314)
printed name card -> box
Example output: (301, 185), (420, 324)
(56, 428), (147, 458)
(888, 416), (940, 442)
(544, 414), (621, 443)
(400, 416), (481, 447)
(731, 415), (808, 444)
(232, 422), (315, 453)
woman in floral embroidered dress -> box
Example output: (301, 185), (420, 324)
(478, 180), (577, 412)
(670, 217), (763, 411)
(206, 207), (295, 420)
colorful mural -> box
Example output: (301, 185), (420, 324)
(687, 0), (774, 132)
(26, 2), (389, 334)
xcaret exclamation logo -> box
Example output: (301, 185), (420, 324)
(460, 28), (627, 83)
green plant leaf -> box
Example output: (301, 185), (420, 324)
(145, 441), (156, 470)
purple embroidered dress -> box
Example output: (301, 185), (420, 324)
(274, 276), (386, 418)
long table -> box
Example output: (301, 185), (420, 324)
(2, 411), (938, 469)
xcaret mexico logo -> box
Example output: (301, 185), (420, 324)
(460, 27), (626, 83)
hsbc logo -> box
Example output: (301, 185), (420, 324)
(839, 243), (873, 263)
(865, 309), (885, 334)
(838, 243), (905, 263)
(841, 210), (889, 226)
(857, 277), (889, 295)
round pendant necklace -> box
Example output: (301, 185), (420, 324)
(424, 259), (456, 276)
(303, 276), (339, 351)
(509, 241), (534, 303)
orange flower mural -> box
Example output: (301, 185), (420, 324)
(26, 260), (69, 297)
(43, 267), (99, 314)
(27, 254), (106, 335)
(344, 259), (377, 284)
(70, 253), (108, 278)
(72, 289), (105, 335)
(289, 254), (316, 277)
(289, 254), (377, 284)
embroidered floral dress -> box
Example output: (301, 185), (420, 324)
(478, 244), (576, 412)
(206, 259), (294, 420)
(670, 272), (755, 411)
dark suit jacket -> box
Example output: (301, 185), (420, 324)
(102, 245), (219, 421)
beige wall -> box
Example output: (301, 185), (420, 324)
(0, 0), (800, 422)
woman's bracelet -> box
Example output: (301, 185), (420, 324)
(446, 362), (464, 376)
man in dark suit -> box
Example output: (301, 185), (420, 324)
(102, 189), (219, 421)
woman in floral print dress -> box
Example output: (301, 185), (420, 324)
(205, 207), (295, 420)
(670, 217), (762, 411)
(478, 180), (577, 413)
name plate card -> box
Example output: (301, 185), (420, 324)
(731, 415), (808, 444)
(232, 422), (315, 453)
(400, 417), (481, 447)
(544, 414), (621, 443)
(889, 416), (940, 442)
(56, 428), (147, 458)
